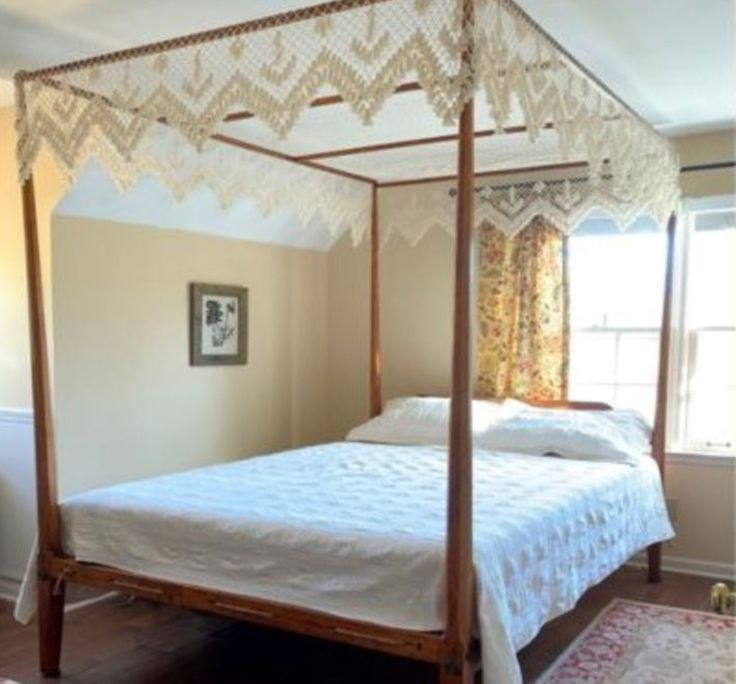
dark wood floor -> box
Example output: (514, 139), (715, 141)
(0, 567), (719, 684)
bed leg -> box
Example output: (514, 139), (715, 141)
(439, 660), (475, 684)
(647, 542), (662, 583)
(38, 576), (65, 677)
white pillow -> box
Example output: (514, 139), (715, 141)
(347, 396), (651, 465)
(476, 406), (651, 465)
(346, 396), (521, 447)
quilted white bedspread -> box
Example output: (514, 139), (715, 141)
(16, 443), (673, 684)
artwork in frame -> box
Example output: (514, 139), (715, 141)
(190, 283), (248, 366)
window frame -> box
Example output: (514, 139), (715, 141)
(566, 220), (667, 424)
(566, 196), (736, 460)
(668, 194), (736, 457)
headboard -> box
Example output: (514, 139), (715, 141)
(519, 398), (612, 411)
(474, 396), (613, 411)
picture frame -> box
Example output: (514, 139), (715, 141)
(190, 283), (248, 366)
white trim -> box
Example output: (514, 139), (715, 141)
(65, 592), (118, 614)
(629, 553), (735, 580)
(0, 408), (33, 426)
(0, 575), (20, 603)
(667, 451), (736, 467)
(0, 573), (117, 613)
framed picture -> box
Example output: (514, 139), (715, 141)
(190, 283), (248, 366)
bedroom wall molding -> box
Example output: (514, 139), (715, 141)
(667, 451), (736, 468)
(630, 554), (735, 581)
(0, 575), (21, 602)
(0, 575), (116, 612)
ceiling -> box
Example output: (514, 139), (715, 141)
(0, 0), (733, 135)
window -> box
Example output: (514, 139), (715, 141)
(672, 202), (736, 453)
(568, 218), (666, 423)
(568, 199), (736, 455)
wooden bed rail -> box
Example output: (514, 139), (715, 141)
(46, 555), (447, 663)
(502, 398), (612, 411)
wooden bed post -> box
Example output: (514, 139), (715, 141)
(648, 211), (677, 584)
(443, 2), (476, 680)
(369, 183), (382, 417)
(21, 170), (66, 676)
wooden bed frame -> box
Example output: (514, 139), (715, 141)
(16, 1), (677, 682)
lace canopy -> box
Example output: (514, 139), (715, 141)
(15, 0), (680, 244)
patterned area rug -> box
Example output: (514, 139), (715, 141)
(538, 598), (736, 683)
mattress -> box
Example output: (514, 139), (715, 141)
(16, 442), (673, 684)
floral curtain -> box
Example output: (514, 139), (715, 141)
(475, 216), (569, 401)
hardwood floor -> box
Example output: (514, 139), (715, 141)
(0, 567), (719, 683)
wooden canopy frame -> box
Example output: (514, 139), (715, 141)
(16, 1), (676, 682)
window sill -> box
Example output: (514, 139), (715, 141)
(666, 451), (736, 467)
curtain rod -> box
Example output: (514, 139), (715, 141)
(680, 161), (735, 173)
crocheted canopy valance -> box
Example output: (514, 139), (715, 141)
(15, 0), (680, 244)
(380, 169), (681, 246)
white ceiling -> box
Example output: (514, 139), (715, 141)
(517, 0), (735, 135)
(0, 0), (733, 134)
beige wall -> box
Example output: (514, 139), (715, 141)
(52, 216), (328, 496)
(676, 129), (735, 197)
(325, 227), (455, 440)
(326, 232), (369, 440)
(0, 106), (65, 409)
(664, 458), (735, 570)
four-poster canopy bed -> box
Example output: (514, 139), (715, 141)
(13, 0), (680, 682)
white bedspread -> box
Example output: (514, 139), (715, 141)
(16, 443), (673, 684)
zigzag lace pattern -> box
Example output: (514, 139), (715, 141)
(15, 0), (679, 241)
(380, 171), (680, 245)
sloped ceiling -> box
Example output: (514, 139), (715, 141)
(56, 162), (339, 251)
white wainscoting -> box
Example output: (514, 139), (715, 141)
(629, 554), (735, 581)
(0, 408), (36, 601)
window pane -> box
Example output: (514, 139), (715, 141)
(569, 232), (666, 329)
(686, 388), (736, 451)
(692, 330), (736, 386)
(686, 224), (736, 329)
(568, 226), (666, 424)
(617, 332), (659, 384)
(568, 383), (616, 407)
(569, 331), (616, 385)
(681, 209), (736, 453)
(614, 385), (657, 423)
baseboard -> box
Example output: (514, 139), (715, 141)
(630, 553), (735, 580)
(0, 574), (20, 603)
(0, 574), (116, 613)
